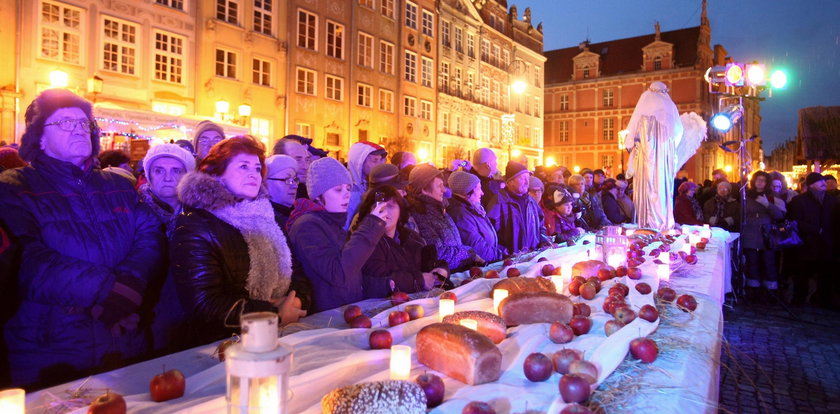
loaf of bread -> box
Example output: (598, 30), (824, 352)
(492, 277), (556, 296)
(571, 260), (609, 279)
(442, 310), (507, 344)
(321, 380), (427, 414)
(416, 323), (502, 385)
(498, 292), (574, 326)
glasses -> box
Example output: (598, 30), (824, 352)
(266, 176), (300, 186)
(44, 118), (96, 133)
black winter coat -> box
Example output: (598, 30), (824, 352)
(486, 188), (548, 254)
(362, 229), (434, 298)
(788, 190), (838, 261)
(601, 191), (629, 224)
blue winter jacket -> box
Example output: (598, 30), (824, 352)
(446, 195), (505, 263)
(486, 188), (549, 254)
(0, 154), (164, 386)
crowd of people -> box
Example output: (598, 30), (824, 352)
(0, 89), (838, 390)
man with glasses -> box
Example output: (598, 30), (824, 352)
(192, 120), (225, 162)
(265, 154), (300, 230)
(0, 89), (163, 388)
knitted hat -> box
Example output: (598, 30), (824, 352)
(804, 172), (825, 187)
(504, 161), (530, 181)
(369, 163), (407, 190)
(408, 163), (443, 193)
(677, 181), (696, 194)
(528, 176), (544, 191)
(0, 147), (27, 170)
(265, 155), (297, 178)
(448, 170), (481, 196)
(192, 120), (225, 149)
(553, 187), (575, 205)
(143, 143), (196, 173)
(307, 157), (351, 199)
(20, 89), (100, 162)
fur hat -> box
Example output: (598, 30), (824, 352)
(19, 89), (100, 162)
(448, 170), (481, 196)
(192, 120), (225, 149)
(504, 161), (530, 181)
(408, 163), (443, 193)
(265, 155), (297, 178)
(307, 157), (351, 199)
(143, 143), (196, 173)
(804, 172), (825, 187)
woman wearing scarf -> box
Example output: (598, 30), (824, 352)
(674, 181), (704, 225)
(702, 180), (738, 231)
(446, 170), (505, 263)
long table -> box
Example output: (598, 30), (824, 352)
(26, 227), (732, 413)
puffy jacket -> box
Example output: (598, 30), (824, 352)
(408, 194), (477, 271)
(601, 191), (630, 224)
(543, 206), (584, 244)
(0, 154), (164, 386)
(446, 195), (505, 263)
(788, 190), (838, 261)
(487, 188), (548, 254)
(362, 229), (436, 298)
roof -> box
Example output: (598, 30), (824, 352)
(797, 106), (840, 160)
(544, 26), (702, 84)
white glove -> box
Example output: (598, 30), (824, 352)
(575, 212), (582, 219)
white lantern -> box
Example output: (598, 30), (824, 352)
(597, 226), (627, 268)
(226, 312), (292, 414)
(0, 389), (24, 414)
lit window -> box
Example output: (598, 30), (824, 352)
(602, 118), (615, 141)
(379, 41), (394, 74)
(102, 17), (137, 75)
(252, 57), (271, 86)
(215, 49), (237, 78)
(325, 75), (344, 101)
(250, 117), (271, 141)
(559, 121), (569, 142)
(358, 32), (373, 68)
(378, 89), (394, 112)
(326, 21), (344, 59)
(154, 31), (184, 84)
(253, 0), (272, 36)
(357, 83), (373, 107)
(40, 1), (82, 64)
(216, 0), (239, 25)
(296, 67), (316, 95)
(602, 89), (614, 108)
(295, 123), (312, 138)
(420, 100), (432, 120)
(297, 9), (317, 50)
(421, 57), (433, 87)
(403, 95), (416, 117)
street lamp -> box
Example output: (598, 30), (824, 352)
(49, 70), (69, 88)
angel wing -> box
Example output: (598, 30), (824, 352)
(675, 112), (707, 170)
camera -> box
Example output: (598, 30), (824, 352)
(374, 191), (387, 203)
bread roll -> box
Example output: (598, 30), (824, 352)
(492, 277), (556, 296)
(416, 323), (502, 385)
(498, 292), (574, 326)
(572, 260), (608, 279)
(442, 310), (507, 344)
(321, 380), (426, 414)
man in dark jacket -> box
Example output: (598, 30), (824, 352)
(0, 89), (164, 388)
(468, 147), (503, 208)
(788, 173), (838, 307)
(487, 162), (550, 254)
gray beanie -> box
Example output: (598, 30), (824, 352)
(266, 155), (297, 178)
(306, 157), (351, 199)
(448, 170), (481, 196)
(529, 176), (544, 191)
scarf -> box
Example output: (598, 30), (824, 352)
(689, 196), (704, 222)
(138, 183), (180, 239)
(713, 195), (728, 220)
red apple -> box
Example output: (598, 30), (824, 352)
(696, 241), (707, 250)
(568, 279), (583, 296)
(626, 267), (642, 280)
(506, 267), (521, 278)
(701, 237), (709, 243)
(648, 248), (661, 257)
(404, 304), (425, 320)
(523, 352), (554, 382)
(343, 305), (363, 324)
(615, 266), (628, 276)
(629, 337), (659, 363)
(585, 277), (601, 291)
(469, 267), (483, 278)
(611, 303), (632, 318)
(462, 401), (496, 414)
(602, 295), (625, 314)
(559, 373), (591, 403)
(616, 283), (630, 296)
(627, 258), (641, 268)
(150, 369), (185, 402)
(568, 360), (598, 384)
(503, 259), (514, 266)
(614, 307), (637, 325)
(388, 310), (410, 327)
(390, 291), (410, 306)
(88, 391), (126, 414)
(608, 286), (625, 298)
(638, 304), (659, 322)
(538, 256), (548, 262)
(635, 282), (652, 295)
(484, 270), (500, 279)
(572, 276), (587, 285)
(676, 294), (698, 312)
(369, 329), (392, 349)
(541, 264), (556, 276)
(552, 348), (583, 374)
(440, 291), (457, 302)
(597, 267), (615, 281)
(573, 303), (591, 317)
(657, 287), (677, 302)
(685, 254), (698, 265)
(604, 319), (624, 336)
(569, 316), (592, 335)
(349, 314), (372, 328)
(579, 282), (597, 300)
(561, 403), (594, 414)
(549, 322), (575, 344)
(415, 373), (445, 408)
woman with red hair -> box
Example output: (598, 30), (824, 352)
(169, 136), (305, 349)
(674, 181), (704, 225)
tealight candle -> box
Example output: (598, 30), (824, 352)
(689, 234), (701, 246)
(561, 263), (573, 284)
(389, 345), (412, 380)
(439, 299), (455, 322)
(0, 389), (24, 414)
(625, 229), (635, 237)
(681, 243), (692, 255)
(657, 263), (670, 283)
(460, 319), (478, 330)
(659, 251), (671, 265)
(606, 252), (624, 268)
(549, 275), (564, 294)
(493, 289), (509, 314)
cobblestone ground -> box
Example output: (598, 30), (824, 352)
(719, 301), (840, 414)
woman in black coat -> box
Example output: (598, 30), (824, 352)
(171, 136), (305, 348)
(600, 179), (630, 224)
(741, 171), (786, 301)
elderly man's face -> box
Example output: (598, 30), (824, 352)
(196, 130), (223, 159)
(284, 142), (311, 182)
(148, 157), (187, 200)
(717, 184), (731, 197)
(41, 107), (93, 167)
(507, 173), (530, 196)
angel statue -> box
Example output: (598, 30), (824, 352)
(622, 81), (707, 231)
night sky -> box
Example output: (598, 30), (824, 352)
(524, 0), (840, 152)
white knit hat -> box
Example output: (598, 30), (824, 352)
(143, 143), (196, 173)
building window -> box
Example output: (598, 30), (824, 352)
(421, 10), (434, 37)
(440, 62), (449, 93)
(215, 49), (237, 78)
(405, 1), (417, 30)
(441, 112), (449, 132)
(216, 0), (238, 25)
(534, 67), (541, 87)
(491, 81), (500, 109)
(465, 118), (473, 138)
(453, 67), (462, 95)
(441, 20), (450, 47)
(380, 0), (394, 18)
(602, 118), (615, 141)
(559, 121), (569, 142)
(603, 89), (614, 107)
(351, 32), (372, 68)
(326, 132), (340, 146)
(325, 75), (344, 101)
(357, 83), (373, 107)
(296, 67), (316, 95)
(250, 117), (271, 141)
(297, 9), (317, 50)
(359, 0), (373, 9)
(379, 41), (394, 74)
(481, 76), (490, 105)
(421, 57), (433, 88)
(358, 129), (368, 141)
(378, 89), (394, 112)
(560, 94), (569, 111)
(326, 21), (344, 59)
(420, 100), (432, 120)
(466, 33), (475, 58)
(154, 31), (184, 83)
(40, 1), (83, 64)
(152, 101), (186, 116)
(480, 40), (489, 63)
(502, 49), (510, 70)
(454, 115), (462, 135)
(403, 96), (416, 117)
(583, 66), (590, 79)
(534, 97), (541, 117)
(654, 56), (662, 70)
(404, 50), (417, 82)
(155, 0), (184, 10)
(252, 57), (271, 86)
(601, 154), (615, 169)
(478, 117), (490, 141)
(295, 122), (312, 138)
(253, 0), (272, 36)
(454, 26), (463, 53)
(491, 45), (500, 67)
(102, 17), (137, 75)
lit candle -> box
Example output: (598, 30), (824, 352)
(681, 242), (692, 255)
(439, 299), (455, 322)
(659, 251), (671, 265)
(657, 264), (670, 283)
(460, 319), (478, 330)
(390, 345), (412, 380)
(561, 263), (573, 284)
(625, 229), (635, 237)
(0, 389), (24, 414)
(702, 224), (712, 238)
(606, 253), (624, 268)
(689, 234), (701, 246)
(549, 275), (564, 294)
(493, 289), (509, 314)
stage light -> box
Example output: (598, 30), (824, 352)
(724, 63), (745, 87)
(711, 105), (743, 133)
(770, 70), (787, 89)
(745, 63), (766, 86)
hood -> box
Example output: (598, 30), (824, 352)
(177, 171), (268, 211)
(347, 143), (378, 187)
